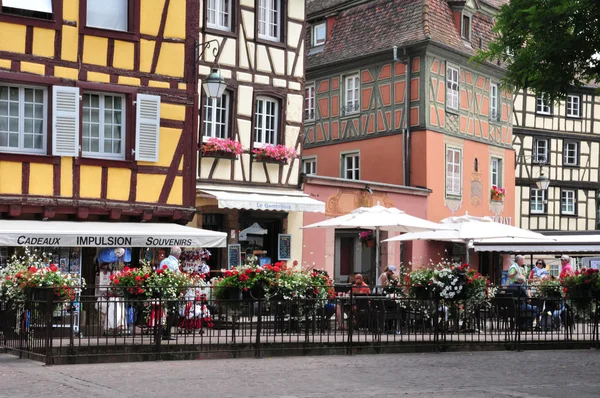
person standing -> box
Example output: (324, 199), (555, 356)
(508, 255), (526, 285)
(158, 246), (182, 340)
(560, 255), (574, 277)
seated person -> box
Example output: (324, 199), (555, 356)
(351, 274), (371, 295)
(335, 274), (370, 329)
(507, 274), (538, 328)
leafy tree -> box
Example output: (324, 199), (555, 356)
(474, 0), (600, 100)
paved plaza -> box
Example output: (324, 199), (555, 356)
(0, 350), (599, 397)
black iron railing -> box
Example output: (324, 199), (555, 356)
(1, 286), (599, 365)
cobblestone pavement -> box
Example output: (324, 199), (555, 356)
(1, 350), (599, 397)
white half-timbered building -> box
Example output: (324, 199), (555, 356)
(513, 86), (600, 273)
(193, 0), (324, 269)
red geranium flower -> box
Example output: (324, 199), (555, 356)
(124, 267), (131, 272)
(135, 276), (142, 281)
(162, 264), (168, 270)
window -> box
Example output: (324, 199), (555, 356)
(0, 84), (47, 154)
(305, 84), (315, 121)
(461, 14), (471, 41)
(549, 263), (561, 278)
(561, 189), (576, 215)
(490, 83), (499, 121)
(533, 139), (548, 164)
(490, 157), (502, 188)
(1, 0), (52, 19)
(341, 152), (359, 180)
(207, 0), (231, 31)
(445, 147), (461, 196)
(86, 0), (128, 32)
(82, 93), (125, 159)
(344, 74), (359, 114)
(203, 92), (230, 141)
(254, 96), (278, 146)
(446, 66), (459, 111)
(302, 157), (316, 175)
(530, 188), (546, 214)
(567, 95), (580, 118)
(563, 141), (578, 166)
(312, 22), (326, 47)
(257, 0), (280, 41)
(536, 95), (551, 115)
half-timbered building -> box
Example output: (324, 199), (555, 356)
(0, 0), (198, 222)
(0, 0), (202, 276)
(194, 0), (324, 269)
(302, 0), (514, 282)
(513, 86), (600, 272)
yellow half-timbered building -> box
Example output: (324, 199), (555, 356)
(0, 0), (197, 223)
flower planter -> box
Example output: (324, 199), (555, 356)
(490, 195), (504, 202)
(253, 156), (288, 165)
(31, 288), (52, 303)
(366, 239), (375, 248)
(412, 286), (435, 299)
(202, 150), (238, 160)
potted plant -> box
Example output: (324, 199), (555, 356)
(201, 137), (245, 159)
(490, 185), (506, 201)
(405, 268), (436, 299)
(359, 230), (375, 247)
(252, 144), (298, 164)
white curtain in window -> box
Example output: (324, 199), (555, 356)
(87, 0), (128, 32)
(4, 0), (52, 13)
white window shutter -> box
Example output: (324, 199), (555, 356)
(135, 94), (161, 162)
(52, 86), (80, 157)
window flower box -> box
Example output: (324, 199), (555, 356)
(252, 144), (298, 164)
(490, 185), (505, 202)
(201, 138), (245, 159)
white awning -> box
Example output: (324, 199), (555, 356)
(0, 220), (227, 248)
(473, 235), (600, 254)
(197, 185), (325, 213)
(4, 0), (52, 13)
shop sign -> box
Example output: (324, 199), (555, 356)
(5, 235), (198, 247)
(490, 216), (512, 225)
(256, 203), (293, 211)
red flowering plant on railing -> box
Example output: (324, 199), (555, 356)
(201, 137), (245, 157)
(560, 268), (600, 306)
(0, 250), (84, 305)
(110, 264), (196, 302)
(211, 258), (335, 303)
(252, 144), (298, 163)
(490, 185), (506, 200)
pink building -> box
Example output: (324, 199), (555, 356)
(302, 176), (453, 284)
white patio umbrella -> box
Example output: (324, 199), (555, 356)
(303, 204), (454, 281)
(382, 213), (551, 263)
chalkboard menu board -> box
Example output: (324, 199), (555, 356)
(278, 234), (292, 261)
(227, 244), (241, 269)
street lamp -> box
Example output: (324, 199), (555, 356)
(536, 169), (550, 190)
(202, 69), (227, 100)
(195, 39), (228, 100)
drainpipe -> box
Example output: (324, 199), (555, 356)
(393, 46), (411, 186)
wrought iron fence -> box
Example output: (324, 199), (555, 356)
(1, 286), (599, 365)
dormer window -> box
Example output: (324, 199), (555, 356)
(461, 13), (471, 42)
(312, 22), (326, 47)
